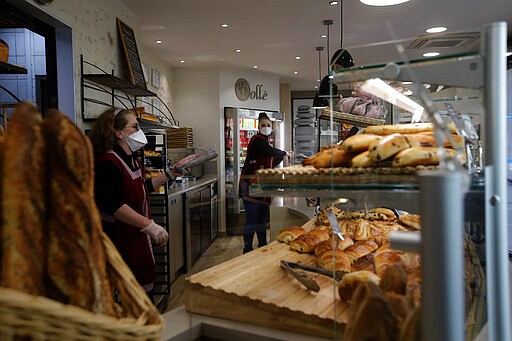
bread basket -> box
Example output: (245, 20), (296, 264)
(0, 233), (163, 340)
(0, 39), (8, 63)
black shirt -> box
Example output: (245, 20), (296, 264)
(94, 144), (154, 216)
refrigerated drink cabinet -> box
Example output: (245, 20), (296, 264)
(224, 107), (284, 234)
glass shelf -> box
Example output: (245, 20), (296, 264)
(332, 51), (483, 89)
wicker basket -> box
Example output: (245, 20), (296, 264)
(0, 233), (164, 340)
(0, 39), (8, 63)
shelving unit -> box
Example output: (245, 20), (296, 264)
(79, 55), (178, 129)
(0, 60), (27, 74)
(252, 22), (509, 341)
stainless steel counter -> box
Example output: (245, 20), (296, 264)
(167, 175), (217, 197)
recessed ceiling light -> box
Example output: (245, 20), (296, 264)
(423, 52), (440, 57)
(402, 81), (413, 85)
(506, 51), (512, 57)
(293, 71), (298, 75)
(403, 89), (413, 96)
(253, 65), (258, 69)
(155, 40), (163, 44)
(317, 78), (321, 82)
(295, 56), (301, 60)
(220, 24), (229, 28)
(329, 1), (339, 5)
(235, 49), (242, 53)
(426, 26), (447, 34)
(179, 60), (185, 63)
(321, 34), (327, 38)
(360, 0), (410, 6)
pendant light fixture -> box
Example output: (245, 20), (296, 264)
(313, 46), (329, 109)
(330, 0), (354, 72)
(318, 19), (339, 98)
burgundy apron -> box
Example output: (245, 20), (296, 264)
(96, 151), (155, 291)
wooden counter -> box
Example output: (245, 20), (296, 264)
(184, 230), (349, 339)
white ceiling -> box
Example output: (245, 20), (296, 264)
(119, 0), (512, 91)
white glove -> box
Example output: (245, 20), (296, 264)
(141, 220), (169, 245)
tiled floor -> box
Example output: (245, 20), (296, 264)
(165, 234), (245, 312)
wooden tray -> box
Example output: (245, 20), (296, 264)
(184, 227), (349, 338)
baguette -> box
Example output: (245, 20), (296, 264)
(362, 122), (456, 135)
(340, 134), (382, 153)
(43, 109), (115, 316)
(392, 147), (456, 167)
(312, 147), (353, 168)
(1, 102), (47, 296)
(368, 134), (411, 162)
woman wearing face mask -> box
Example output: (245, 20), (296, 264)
(239, 112), (294, 254)
(88, 108), (180, 300)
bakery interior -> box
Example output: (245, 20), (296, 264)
(0, 0), (512, 340)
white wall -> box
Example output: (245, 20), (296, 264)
(18, 0), (172, 128)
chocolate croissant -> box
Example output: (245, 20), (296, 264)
(289, 229), (330, 253)
(276, 226), (305, 244)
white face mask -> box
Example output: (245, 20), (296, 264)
(259, 127), (272, 136)
(124, 129), (147, 151)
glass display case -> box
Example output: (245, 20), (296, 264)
(248, 22), (509, 340)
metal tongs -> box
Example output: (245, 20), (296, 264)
(281, 260), (346, 282)
(280, 260), (320, 292)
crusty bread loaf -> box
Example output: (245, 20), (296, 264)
(368, 133), (412, 162)
(350, 150), (374, 167)
(289, 229), (330, 253)
(340, 134), (382, 153)
(1, 102), (46, 296)
(343, 292), (398, 341)
(337, 270), (381, 301)
(379, 264), (407, 295)
(392, 147), (457, 167)
(362, 122), (456, 135)
(276, 226), (305, 244)
(42, 109), (115, 316)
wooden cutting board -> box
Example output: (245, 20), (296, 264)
(184, 236), (350, 338)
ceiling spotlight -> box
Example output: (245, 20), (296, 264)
(295, 56), (301, 60)
(329, 1), (339, 5)
(253, 65), (258, 69)
(423, 52), (440, 57)
(360, 0), (410, 6)
(293, 71), (298, 74)
(220, 24), (229, 28)
(155, 40), (163, 44)
(314, 85), (318, 89)
(234, 49), (242, 53)
(321, 34), (327, 38)
(179, 60), (185, 63)
(426, 26), (447, 34)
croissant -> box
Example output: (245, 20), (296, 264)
(337, 270), (381, 302)
(276, 226), (305, 244)
(351, 254), (375, 273)
(317, 249), (352, 273)
(344, 239), (379, 262)
(289, 229), (330, 253)
(374, 250), (404, 277)
(314, 237), (354, 256)
(379, 264), (407, 295)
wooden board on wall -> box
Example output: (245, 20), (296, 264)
(116, 17), (147, 90)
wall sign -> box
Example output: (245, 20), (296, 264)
(116, 18), (147, 89)
(234, 78), (268, 101)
